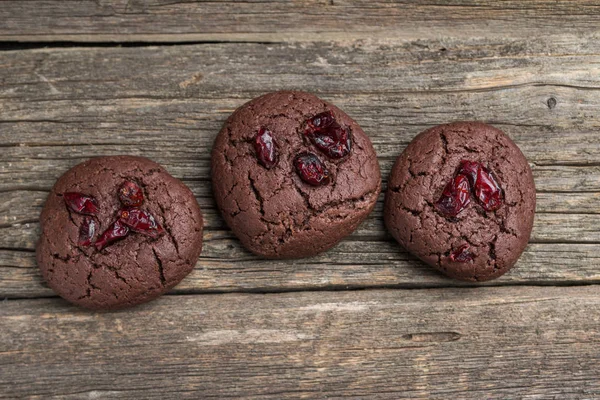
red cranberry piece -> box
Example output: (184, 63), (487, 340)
(78, 217), (97, 247)
(119, 208), (164, 238)
(63, 192), (99, 216)
(313, 126), (351, 159)
(474, 166), (503, 211)
(306, 111), (336, 130)
(457, 160), (480, 186)
(118, 181), (144, 207)
(304, 111), (352, 159)
(294, 152), (331, 186)
(449, 244), (474, 263)
(94, 220), (130, 250)
(457, 160), (503, 211)
(254, 127), (278, 169)
(457, 160), (502, 211)
(435, 174), (471, 217)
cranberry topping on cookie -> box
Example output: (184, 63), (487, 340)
(457, 160), (503, 211)
(254, 127), (278, 169)
(94, 220), (130, 250)
(78, 217), (97, 247)
(294, 152), (331, 186)
(449, 244), (475, 263)
(435, 174), (472, 217)
(304, 111), (352, 159)
(118, 180), (144, 207)
(119, 208), (164, 238)
(63, 192), (99, 215)
(66, 180), (164, 250)
(436, 160), (503, 217)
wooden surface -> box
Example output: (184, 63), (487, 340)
(1, 1), (599, 398)
(2, 286), (600, 399)
(2, 0), (600, 42)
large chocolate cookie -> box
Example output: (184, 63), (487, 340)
(384, 122), (535, 281)
(212, 91), (381, 258)
(37, 156), (203, 310)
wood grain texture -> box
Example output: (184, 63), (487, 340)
(2, 0), (600, 42)
(1, 2), (600, 398)
(3, 194), (600, 298)
(1, 39), (600, 297)
(1, 286), (600, 399)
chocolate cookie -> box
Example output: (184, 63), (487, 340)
(37, 156), (203, 310)
(211, 91), (381, 258)
(384, 122), (535, 281)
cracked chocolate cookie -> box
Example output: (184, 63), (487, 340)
(384, 122), (535, 281)
(37, 156), (203, 310)
(212, 91), (381, 258)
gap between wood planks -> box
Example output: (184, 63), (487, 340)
(0, 39), (279, 52)
(4, 278), (600, 302)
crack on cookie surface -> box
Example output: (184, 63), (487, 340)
(152, 248), (167, 287)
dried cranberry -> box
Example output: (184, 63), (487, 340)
(119, 208), (164, 238)
(473, 166), (503, 211)
(294, 152), (330, 186)
(63, 192), (99, 215)
(254, 127), (278, 169)
(457, 160), (503, 211)
(94, 220), (130, 250)
(435, 174), (471, 217)
(304, 111), (351, 159)
(306, 111), (336, 130)
(449, 244), (474, 263)
(118, 181), (144, 207)
(457, 160), (480, 186)
(78, 217), (97, 247)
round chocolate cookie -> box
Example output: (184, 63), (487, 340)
(37, 156), (203, 310)
(384, 121), (535, 281)
(211, 91), (381, 258)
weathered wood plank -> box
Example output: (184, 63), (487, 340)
(4, 42), (600, 99)
(1, 185), (600, 298)
(1, 42), (600, 190)
(1, 287), (599, 398)
(3, 188), (600, 223)
(3, 191), (600, 248)
(3, 153), (600, 193)
(3, 189), (600, 231)
(2, 0), (600, 42)
(3, 39), (600, 100)
(3, 241), (600, 298)
(2, 41), (600, 171)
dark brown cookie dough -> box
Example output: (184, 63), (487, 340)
(37, 156), (203, 310)
(384, 122), (536, 281)
(211, 91), (381, 258)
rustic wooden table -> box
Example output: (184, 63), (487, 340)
(1, 1), (600, 398)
